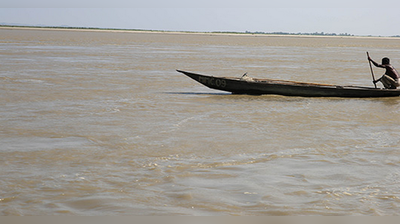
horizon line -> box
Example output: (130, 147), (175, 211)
(1, 24), (398, 38)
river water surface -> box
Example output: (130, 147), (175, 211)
(1, 28), (400, 215)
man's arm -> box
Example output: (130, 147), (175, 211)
(368, 56), (385, 68)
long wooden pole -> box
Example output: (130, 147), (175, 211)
(367, 52), (377, 88)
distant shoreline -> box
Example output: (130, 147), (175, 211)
(1, 25), (399, 39)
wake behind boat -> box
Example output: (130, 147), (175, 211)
(177, 70), (400, 98)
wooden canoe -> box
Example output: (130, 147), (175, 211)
(177, 70), (400, 98)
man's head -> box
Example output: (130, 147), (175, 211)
(382, 57), (390, 65)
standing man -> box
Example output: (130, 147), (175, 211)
(368, 56), (400, 89)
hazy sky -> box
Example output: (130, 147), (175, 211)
(2, 0), (400, 36)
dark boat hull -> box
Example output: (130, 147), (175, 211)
(177, 70), (400, 98)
